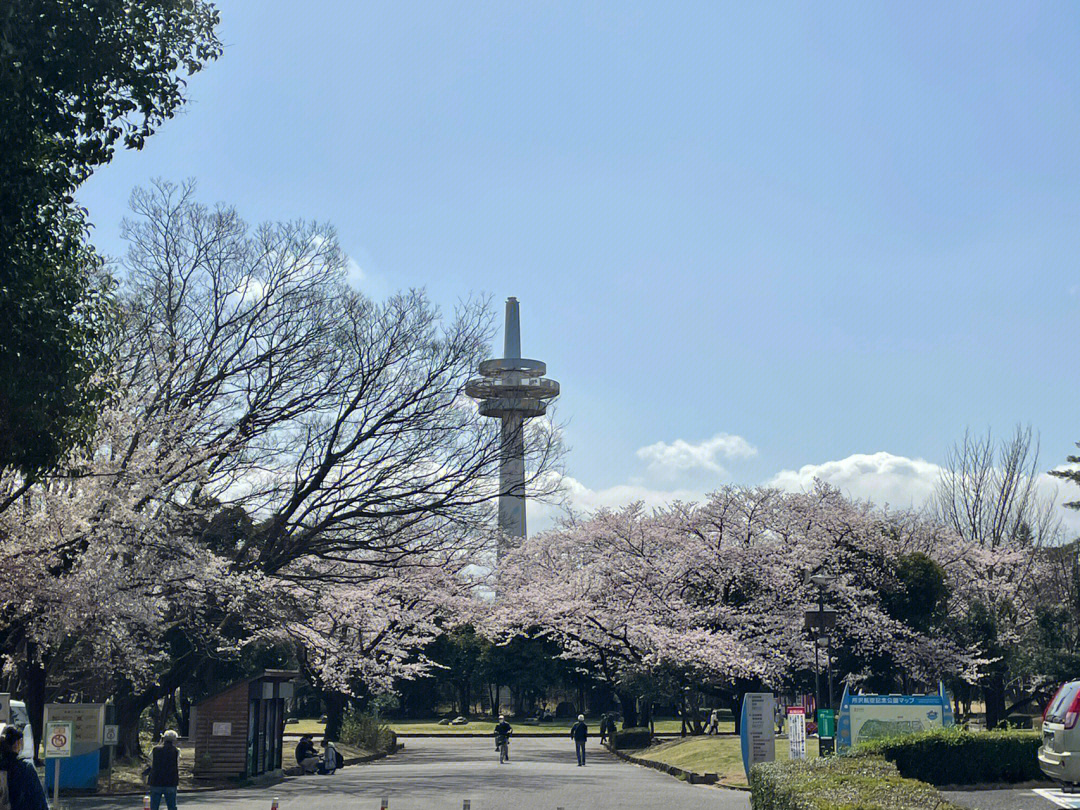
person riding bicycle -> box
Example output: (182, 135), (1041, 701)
(494, 715), (513, 764)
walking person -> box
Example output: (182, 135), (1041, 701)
(598, 713), (610, 746)
(0, 725), (47, 810)
(148, 730), (181, 810)
(570, 714), (588, 766)
(706, 709), (719, 735)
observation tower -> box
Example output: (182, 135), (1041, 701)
(465, 297), (559, 545)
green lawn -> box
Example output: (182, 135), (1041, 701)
(629, 734), (819, 787)
(285, 717), (704, 736)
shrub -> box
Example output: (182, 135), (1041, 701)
(854, 727), (1041, 786)
(611, 726), (653, 750)
(750, 756), (963, 810)
(339, 711), (397, 754)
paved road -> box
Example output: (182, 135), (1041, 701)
(66, 737), (749, 810)
(944, 786), (1080, 810)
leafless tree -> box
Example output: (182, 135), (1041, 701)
(932, 425), (1060, 551)
(931, 425), (1061, 728)
(116, 179), (563, 577)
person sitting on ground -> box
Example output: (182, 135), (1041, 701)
(569, 714), (589, 766)
(0, 724), (47, 810)
(318, 739), (341, 775)
(295, 734), (319, 774)
(148, 730), (181, 810)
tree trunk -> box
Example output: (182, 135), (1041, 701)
(639, 699), (653, 730)
(115, 685), (148, 760)
(323, 691), (346, 741)
(615, 690), (638, 729)
(25, 642), (46, 765)
(728, 693), (743, 735)
(983, 672), (1007, 730)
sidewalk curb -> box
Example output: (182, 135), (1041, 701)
(604, 743), (724, 787)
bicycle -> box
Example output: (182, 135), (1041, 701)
(495, 733), (510, 764)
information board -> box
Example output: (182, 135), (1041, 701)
(739, 692), (776, 779)
(787, 706), (806, 760)
(837, 682), (953, 753)
(103, 725), (119, 746)
(44, 704), (105, 757)
(0, 693), (9, 725)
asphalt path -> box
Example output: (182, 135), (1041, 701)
(65, 737), (749, 810)
(944, 786), (1080, 810)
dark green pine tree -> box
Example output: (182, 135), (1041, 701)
(1050, 442), (1080, 510)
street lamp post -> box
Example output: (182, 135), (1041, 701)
(808, 573), (837, 755)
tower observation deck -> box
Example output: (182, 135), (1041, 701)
(465, 297), (559, 544)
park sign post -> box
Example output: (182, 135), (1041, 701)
(740, 692), (776, 779)
(787, 706), (807, 760)
(836, 681), (954, 753)
(45, 720), (72, 808)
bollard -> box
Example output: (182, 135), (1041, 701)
(271, 798), (279, 810)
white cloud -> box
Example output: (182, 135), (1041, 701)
(345, 256), (365, 288)
(527, 450), (1080, 538)
(768, 452), (943, 510)
(528, 473), (707, 532)
(636, 433), (757, 477)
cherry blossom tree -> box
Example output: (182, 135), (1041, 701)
(489, 483), (983, 729)
(0, 180), (561, 754)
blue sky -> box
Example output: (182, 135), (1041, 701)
(78, 1), (1080, 529)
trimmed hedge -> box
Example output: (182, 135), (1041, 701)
(611, 727), (653, 750)
(750, 756), (963, 810)
(855, 728), (1041, 786)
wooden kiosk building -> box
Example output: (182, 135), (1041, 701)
(190, 670), (297, 779)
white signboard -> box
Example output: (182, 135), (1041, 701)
(103, 725), (119, 746)
(212, 722), (232, 736)
(0, 693), (9, 725)
(45, 722), (73, 758)
(787, 707), (807, 760)
(739, 692), (776, 779)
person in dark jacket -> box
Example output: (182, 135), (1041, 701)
(0, 724), (47, 810)
(148, 729), (180, 810)
(493, 716), (513, 763)
(598, 714), (613, 745)
(569, 714), (588, 766)
(295, 735), (319, 773)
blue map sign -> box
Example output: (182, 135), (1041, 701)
(837, 682), (953, 753)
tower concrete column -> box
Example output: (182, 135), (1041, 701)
(499, 412), (527, 539)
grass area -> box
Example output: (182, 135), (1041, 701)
(286, 716), (707, 736)
(630, 734), (820, 787)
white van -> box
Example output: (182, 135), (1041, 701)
(2, 700), (37, 760)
